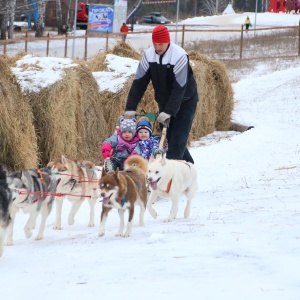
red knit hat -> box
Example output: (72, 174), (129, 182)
(152, 26), (170, 43)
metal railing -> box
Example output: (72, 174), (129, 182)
(1, 23), (299, 60)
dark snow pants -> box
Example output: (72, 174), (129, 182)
(163, 98), (198, 164)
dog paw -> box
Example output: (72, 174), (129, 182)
(5, 241), (13, 246)
(25, 230), (32, 239)
(98, 232), (105, 237)
(115, 232), (122, 237)
(53, 225), (62, 230)
(121, 233), (131, 237)
(148, 209), (158, 219)
(184, 210), (190, 218)
(163, 217), (174, 223)
(35, 236), (43, 240)
(88, 222), (95, 227)
(68, 219), (75, 226)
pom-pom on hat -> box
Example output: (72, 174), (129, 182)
(136, 117), (152, 136)
(152, 25), (170, 44)
(120, 118), (136, 135)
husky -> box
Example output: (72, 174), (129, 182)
(47, 155), (98, 230)
(6, 166), (57, 245)
(147, 153), (198, 222)
(98, 157), (148, 237)
(0, 165), (12, 257)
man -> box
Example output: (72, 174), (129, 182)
(120, 22), (129, 42)
(124, 25), (198, 164)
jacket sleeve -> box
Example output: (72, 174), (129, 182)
(101, 134), (118, 159)
(164, 55), (190, 117)
(126, 55), (151, 111)
(101, 143), (112, 159)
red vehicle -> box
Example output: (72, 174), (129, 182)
(77, 2), (89, 29)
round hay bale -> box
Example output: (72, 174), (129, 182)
(189, 54), (217, 142)
(3, 51), (27, 66)
(0, 55), (38, 170)
(25, 64), (108, 166)
(188, 51), (234, 131)
(86, 52), (107, 72)
(111, 42), (142, 60)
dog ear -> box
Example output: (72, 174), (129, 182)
(101, 167), (106, 177)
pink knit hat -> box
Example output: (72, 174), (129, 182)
(152, 26), (170, 43)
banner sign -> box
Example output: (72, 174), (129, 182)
(88, 5), (114, 32)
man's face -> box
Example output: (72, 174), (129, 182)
(153, 43), (169, 55)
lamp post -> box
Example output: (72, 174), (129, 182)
(175, 0), (179, 43)
(254, 0), (258, 36)
(72, 0), (79, 58)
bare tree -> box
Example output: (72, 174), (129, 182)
(35, 0), (45, 37)
(56, 0), (64, 34)
(7, 0), (16, 39)
(202, 0), (227, 15)
(0, 0), (9, 40)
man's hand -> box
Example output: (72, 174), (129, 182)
(124, 111), (137, 119)
(157, 112), (171, 127)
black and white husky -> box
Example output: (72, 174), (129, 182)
(0, 165), (12, 257)
(6, 167), (57, 245)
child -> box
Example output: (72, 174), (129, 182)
(136, 117), (161, 160)
(101, 117), (140, 171)
(244, 16), (252, 33)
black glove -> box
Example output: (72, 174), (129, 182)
(157, 112), (171, 127)
(124, 111), (137, 119)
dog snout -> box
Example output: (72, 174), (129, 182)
(101, 192), (106, 197)
(147, 176), (153, 183)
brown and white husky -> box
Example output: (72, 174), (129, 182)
(98, 156), (148, 237)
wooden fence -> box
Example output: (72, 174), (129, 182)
(0, 24), (299, 60)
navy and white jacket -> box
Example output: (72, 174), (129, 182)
(126, 42), (198, 117)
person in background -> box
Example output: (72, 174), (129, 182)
(244, 16), (252, 33)
(101, 117), (139, 171)
(120, 22), (129, 42)
(124, 25), (199, 164)
(136, 117), (161, 160)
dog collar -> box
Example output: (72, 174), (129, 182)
(165, 179), (172, 193)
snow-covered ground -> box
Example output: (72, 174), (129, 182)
(1, 12), (300, 300)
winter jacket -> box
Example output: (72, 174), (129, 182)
(101, 129), (140, 162)
(120, 24), (129, 36)
(126, 42), (198, 117)
(138, 135), (161, 160)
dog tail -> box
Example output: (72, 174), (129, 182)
(124, 155), (148, 174)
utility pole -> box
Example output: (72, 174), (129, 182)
(72, 0), (78, 58)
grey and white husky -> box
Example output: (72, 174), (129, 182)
(6, 166), (57, 245)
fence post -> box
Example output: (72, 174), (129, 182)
(240, 24), (244, 60)
(298, 21), (300, 56)
(181, 25), (185, 48)
(84, 30), (88, 60)
(106, 30), (109, 52)
(25, 32), (28, 52)
(64, 32), (68, 57)
(46, 32), (50, 57)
